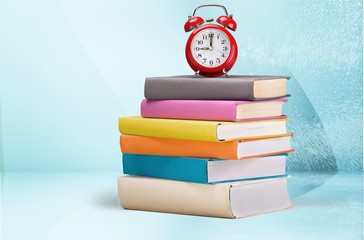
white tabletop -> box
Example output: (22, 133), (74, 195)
(1, 171), (362, 240)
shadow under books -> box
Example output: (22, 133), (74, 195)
(93, 190), (121, 210)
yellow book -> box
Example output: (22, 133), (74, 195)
(119, 116), (289, 142)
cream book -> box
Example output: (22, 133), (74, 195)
(118, 176), (293, 218)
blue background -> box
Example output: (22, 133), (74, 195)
(0, 1), (363, 240)
(0, 0), (362, 171)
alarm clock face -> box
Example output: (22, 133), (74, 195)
(185, 24), (238, 77)
(191, 28), (231, 68)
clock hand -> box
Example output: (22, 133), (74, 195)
(200, 47), (210, 50)
(209, 33), (214, 48)
(213, 48), (223, 54)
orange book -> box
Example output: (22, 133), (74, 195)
(120, 134), (294, 160)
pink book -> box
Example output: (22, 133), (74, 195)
(141, 99), (288, 122)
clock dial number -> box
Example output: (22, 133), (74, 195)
(191, 29), (231, 68)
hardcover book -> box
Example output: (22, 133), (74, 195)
(144, 75), (290, 101)
(141, 98), (288, 122)
(122, 153), (288, 183)
(120, 134), (294, 159)
(118, 116), (289, 142)
(118, 175), (293, 218)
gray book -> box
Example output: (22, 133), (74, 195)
(145, 75), (290, 101)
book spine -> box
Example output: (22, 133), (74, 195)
(141, 99), (237, 121)
(118, 176), (234, 218)
(122, 154), (209, 183)
(119, 117), (219, 142)
(120, 135), (239, 159)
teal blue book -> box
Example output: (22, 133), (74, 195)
(122, 154), (287, 184)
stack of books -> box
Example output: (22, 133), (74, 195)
(117, 75), (294, 218)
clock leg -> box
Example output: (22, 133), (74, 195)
(193, 70), (201, 78)
(223, 68), (229, 78)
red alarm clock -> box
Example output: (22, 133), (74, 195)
(184, 4), (238, 77)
